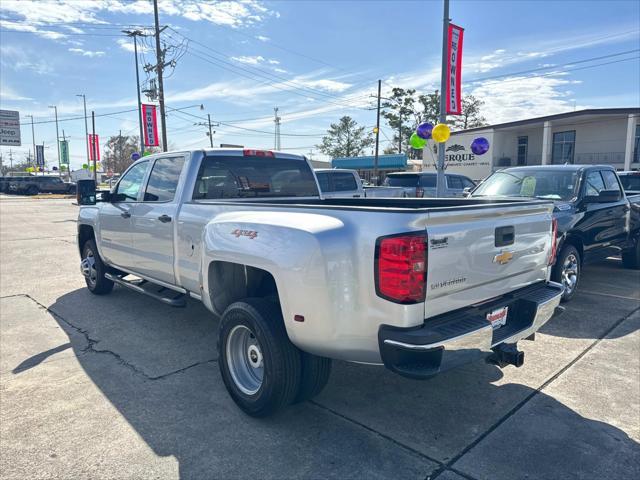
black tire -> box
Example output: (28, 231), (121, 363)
(293, 352), (332, 404)
(81, 239), (114, 295)
(218, 298), (301, 417)
(621, 238), (640, 269)
(551, 244), (581, 302)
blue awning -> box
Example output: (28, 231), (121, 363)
(331, 154), (408, 170)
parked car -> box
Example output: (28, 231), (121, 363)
(76, 148), (562, 416)
(383, 172), (476, 197)
(618, 171), (640, 193)
(0, 176), (11, 193)
(315, 168), (405, 198)
(471, 165), (640, 301)
(9, 176), (76, 195)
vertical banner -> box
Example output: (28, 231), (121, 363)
(35, 145), (45, 166)
(142, 104), (159, 147)
(446, 23), (464, 115)
(59, 140), (70, 165)
(88, 134), (100, 161)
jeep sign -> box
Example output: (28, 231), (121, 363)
(0, 110), (21, 146)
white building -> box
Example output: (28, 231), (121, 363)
(424, 108), (640, 181)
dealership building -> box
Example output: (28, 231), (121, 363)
(431, 108), (640, 181)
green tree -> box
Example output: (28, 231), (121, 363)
(102, 135), (140, 174)
(452, 95), (488, 130)
(318, 116), (374, 158)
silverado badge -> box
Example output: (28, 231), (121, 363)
(493, 250), (514, 265)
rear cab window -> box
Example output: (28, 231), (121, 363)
(385, 175), (419, 187)
(419, 175), (436, 188)
(193, 155), (318, 199)
(446, 176), (463, 189)
(331, 172), (358, 191)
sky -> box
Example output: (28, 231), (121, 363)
(0, 0), (639, 171)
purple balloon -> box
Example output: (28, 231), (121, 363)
(471, 137), (490, 155)
(131, 152), (141, 161)
(416, 122), (434, 140)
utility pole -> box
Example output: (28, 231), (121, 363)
(194, 113), (218, 148)
(274, 107), (281, 150)
(153, 0), (168, 152)
(49, 105), (61, 176)
(373, 79), (381, 185)
(76, 94), (90, 165)
(26, 114), (36, 168)
(91, 111), (97, 181)
(9, 149), (13, 169)
(436, 0), (450, 197)
(123, 30), (146, 154)
(398, 110), (402, 154)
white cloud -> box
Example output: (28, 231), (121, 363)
(256, 35), (270, 42)
(268, 59), (280, 65)
(68, 48), (105, 58)
(231, 55), (266, 65)
(296, 79), (351, 93)
(0, 84), (32, 101)
(0, 45), (54, 75)
(116, 38), (153, 53)
(273, 67), (288, 73)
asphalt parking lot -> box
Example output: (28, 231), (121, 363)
(0, 194), (639, 480)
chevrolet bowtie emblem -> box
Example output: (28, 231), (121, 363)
(493, 250), (514, 265)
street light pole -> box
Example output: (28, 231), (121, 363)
(373, 79), (381, 185)
(436, 0), (450, 197)
(76, 94), (90, 166)
(48, 105), (61, 176)
(26, 115), (36, 169)
(123, 30), (146, 154)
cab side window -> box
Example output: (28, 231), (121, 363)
(144, 157), (185, 202)
(447, 176), (463, 189)
(115, 161), (149, 201)
(584, 171), (605, 196)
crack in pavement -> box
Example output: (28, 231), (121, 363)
(3, 293), (217, 381)
(427, 305), (640, 480)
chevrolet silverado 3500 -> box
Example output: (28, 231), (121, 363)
(76, 148), (563, 416)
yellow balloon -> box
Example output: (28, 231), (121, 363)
(432, 123), (451, 143)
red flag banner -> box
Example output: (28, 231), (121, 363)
(88, 134), (100, 161)
(446, 23), (464, 115)
(142, 104), (160, 147)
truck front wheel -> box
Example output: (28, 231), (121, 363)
(551, 245), (580, 302)
(218, 298), (301, 417)
(81, 240), (114, 295)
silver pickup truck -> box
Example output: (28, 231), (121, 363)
(76, 148), (563, 417)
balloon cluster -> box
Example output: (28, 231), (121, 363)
(408, 121), (490, 156)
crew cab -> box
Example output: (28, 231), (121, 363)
(76, 148), (562, 416)
(315, 168), (405, 198)
(471, 165), (640, 301)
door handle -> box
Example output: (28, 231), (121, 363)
(120, 211), (131, 218)
(158, 214), (172, 223)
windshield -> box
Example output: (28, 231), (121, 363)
(384, 175), (419, 187)
(472, 169), (580, 201)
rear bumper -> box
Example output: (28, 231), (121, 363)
(378, 281), (564, 379)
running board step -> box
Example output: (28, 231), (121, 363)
(105, 273), (187, 307)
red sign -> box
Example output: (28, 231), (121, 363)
(142, 104), (159, 147)
(88, 134), (100, 161)
(446, 23), (464, 115)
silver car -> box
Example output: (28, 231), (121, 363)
(383, 172), (476, 197)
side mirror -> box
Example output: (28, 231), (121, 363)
(463, 187), (472, 197)
(583, 189), (621, 204)
(76, 179), (96, 205)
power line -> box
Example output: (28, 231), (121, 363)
(20, 108), (139, 126)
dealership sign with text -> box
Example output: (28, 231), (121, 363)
(142, 104), (159, 147)
(446, 24), (464, 115)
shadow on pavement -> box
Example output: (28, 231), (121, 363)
(12, 342), (71, 374)
(41, 287), (640, 479)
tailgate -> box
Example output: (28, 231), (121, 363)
(423, 202), (553, 319)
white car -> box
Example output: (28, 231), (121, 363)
(315, 168), (405, 198)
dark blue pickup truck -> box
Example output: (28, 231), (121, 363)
(471, 165), (640, 301)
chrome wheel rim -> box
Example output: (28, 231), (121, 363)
(561, 253), (579, 295)
(226, 325), (264, 395)
(81, 249), (97, 288)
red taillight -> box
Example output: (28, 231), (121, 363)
(548, 218), (558, 266)
(416, 187), (425, 198)
(375, 232), (427, 304)
(243, 149), (274, 157)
